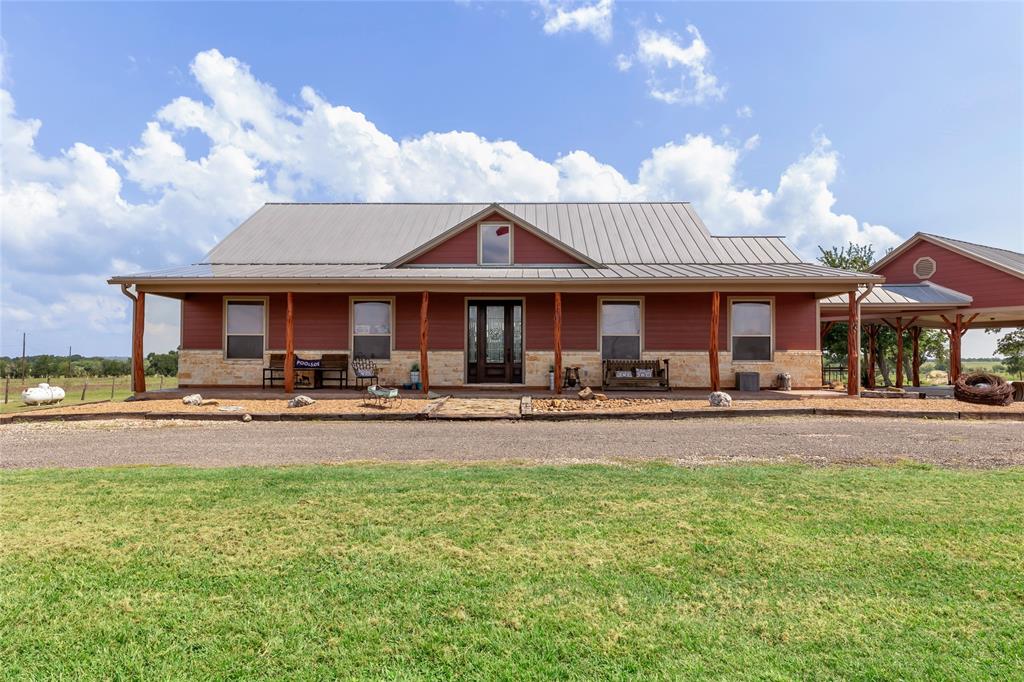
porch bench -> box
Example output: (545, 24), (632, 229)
(602, 359), (670, 391)
(262, 353), (349, 389)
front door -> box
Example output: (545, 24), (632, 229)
(467, 301), (523, 383)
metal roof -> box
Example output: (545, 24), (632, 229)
(918, 233), (1024, 277)
(202, 202), (805, 266)
(114, 261), (869, 282)
(820, 282), (972, 308)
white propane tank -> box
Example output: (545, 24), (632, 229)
(21, 383), (66, 406)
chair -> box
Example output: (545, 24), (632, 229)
(263, 353), (285, 388)
(364, 384), (402, 409)
(351, 357), (379, 389)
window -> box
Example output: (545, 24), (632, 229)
(353, 300), (391, 360)
(731, 300), (772, 361)
(225, 299), (265, 359)
(480, 223), (511, 265)
(601, 300), (641, 360)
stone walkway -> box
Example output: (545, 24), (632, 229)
(434, 397), (520, 419)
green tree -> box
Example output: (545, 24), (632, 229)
(817, 242), (947, 386)
(993, 329), (1024, 379)
(145, 351), (178, 376)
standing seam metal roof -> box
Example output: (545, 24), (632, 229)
(202, 202), (806, 267)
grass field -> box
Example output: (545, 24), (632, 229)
(0, 375), (178, 414)
(2, 463), (1022, 679)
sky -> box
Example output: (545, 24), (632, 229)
(1, 1), (1021, 359)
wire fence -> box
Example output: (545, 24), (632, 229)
(2, 375), (179, 410)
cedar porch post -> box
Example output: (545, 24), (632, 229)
(420, 291), (430, 395)
(553, 292), (563, 394)
(894, 317), (904, 388)
(910, 326), (922, 388)
(709, 291), (721, 392)
(866, 324), (878, 390)
(846, 291), (858, 396)
(284, 292), (295, 393)
(132, 291), (146, 394)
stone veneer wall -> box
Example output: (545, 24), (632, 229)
(641, 350), (822, 389)
(180, 348), (821, 389)
(179, 349), (465, 388)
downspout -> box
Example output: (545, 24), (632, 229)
(120, 284), (138, 392)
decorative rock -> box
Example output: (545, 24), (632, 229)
(288, 395), (316, 408)
(708, 391), (733, 407)
(199, 399), (219, 406)
(182, 394), (203, 406)
(241, 413), (253, 423)
(594, 393), (608, 401)
(578, 386), (594, 400)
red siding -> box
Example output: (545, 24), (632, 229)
(773, 293), (818, 351)
(181, 294), (223, 350)
(410, 227), (477, 264)
(513, 227), (584, 264)
(267, 293), (347, 349)
(395, 292), (465, 351)
(873, 240), (1024, 309)
(563, 293), (598, 350)
(645, 293), (715, 351)
(408, 211), (584, 266)
(525, 294), (554, 350)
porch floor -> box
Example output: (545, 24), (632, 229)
(136, 386), (851, 402)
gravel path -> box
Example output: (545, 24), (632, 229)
(2, 417), (1021, 469)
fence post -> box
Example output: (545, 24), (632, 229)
(159, 375), (164, 389)
(111, 377), (116, 400)
(81, 381), (88, 401)
(3, 377), (8, 404)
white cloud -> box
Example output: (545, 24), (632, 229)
(615, 53), (633, 72)
(629, 25), (725, 105)
(1, 48), (903, 356)
(539, 0), (614, 42)
(737, 105), (753, 118)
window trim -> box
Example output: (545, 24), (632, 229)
(727, 296), (775, 362)
(222, 296), (268, 362)
(350, 296), (395, 360)
(598, 296), (644, 360)
(478, 222), (514, 266)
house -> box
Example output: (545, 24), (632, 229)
(109, 202), (885, 393)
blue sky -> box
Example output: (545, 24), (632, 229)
(2, 1), (1021, 357)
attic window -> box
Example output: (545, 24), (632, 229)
(480, 223), (511, 265)
(913, 256), (937, 279)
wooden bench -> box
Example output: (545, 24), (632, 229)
(262, 353), (349, 389)
(602, 359), (670, 391)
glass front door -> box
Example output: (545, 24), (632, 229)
(467, 301), (523, 383)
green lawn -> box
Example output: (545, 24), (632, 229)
(2, 463), (1022, 679)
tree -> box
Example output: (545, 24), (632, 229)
(145, 351), (178, 376)
(817, 243), (876, 272)
(817, 241), (946, 386)
(993, 329), (1024, 379)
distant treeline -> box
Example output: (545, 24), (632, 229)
(1, 351), (178, 378)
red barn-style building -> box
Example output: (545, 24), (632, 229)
(109, 203), (1022, 395)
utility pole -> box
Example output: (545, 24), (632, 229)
(21, 332), (27, 379)
(67, 346), (72, 377)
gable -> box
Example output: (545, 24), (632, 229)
(873, 239), (1024, 309)
(406, 211), (589, 266)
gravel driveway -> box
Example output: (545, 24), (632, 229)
(2, 417), (1021, 469)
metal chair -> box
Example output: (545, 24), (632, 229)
(351, 357), (379, 389)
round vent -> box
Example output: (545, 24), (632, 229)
(913, 256), (936, 279)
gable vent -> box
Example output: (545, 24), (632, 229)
(913, 256), (937, 279)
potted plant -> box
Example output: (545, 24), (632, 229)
(410, 362), (420, 387)
(548, 364), (555, 391)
